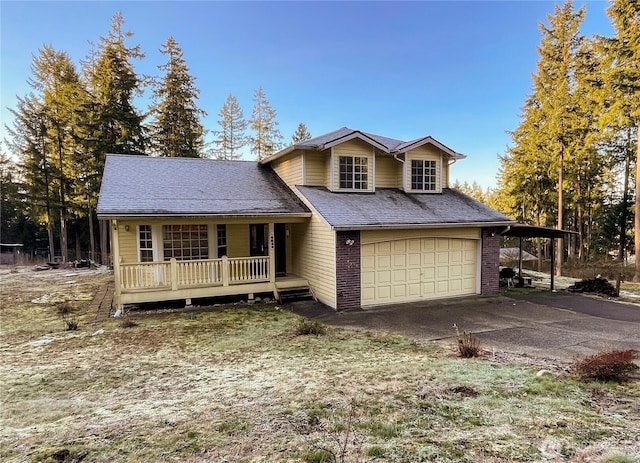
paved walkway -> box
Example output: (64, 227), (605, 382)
(288, 292), (640, 363)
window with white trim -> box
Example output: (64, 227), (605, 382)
(339, 156), (368, 190)
(411, 159), (438, 191)
(162, 224), (209, 260)
(217, 224), (227, 257)
(139, 225), (153, 262)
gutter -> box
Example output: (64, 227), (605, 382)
(97, 212), (313, 220)
(331, 220), (516, 231)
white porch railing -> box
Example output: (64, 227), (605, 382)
(119, 256), (270, 292)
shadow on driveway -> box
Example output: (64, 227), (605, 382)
(288, 292), (640, 363)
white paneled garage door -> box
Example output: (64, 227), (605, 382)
(361, 237), (478, 306)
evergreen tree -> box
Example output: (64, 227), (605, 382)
(249, 86), (283, 161)
(7, 94), (57, 261)
(211, 94), (248, 160)
(291, 122), (312, 144)
(150, 36), (205, 158)
(80, 12), (146, 263)
(600, 0), (640, 276)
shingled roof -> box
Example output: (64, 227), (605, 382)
(261, 127), (466, 164)
(97, 155), (310, 217)
(295, 186), (514, 230)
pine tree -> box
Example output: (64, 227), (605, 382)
(291, 122), (312, 144)
(249, 86), (283, 161)
(150, 36), (205, 158)
(211, 94), (248, 160)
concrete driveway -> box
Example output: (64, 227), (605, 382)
(288, 292), (640, 363)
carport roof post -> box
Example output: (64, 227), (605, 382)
(500, 224), (577, 291)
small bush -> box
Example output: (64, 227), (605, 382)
(366, 446), (386, 458)
(295, 318), (327, 336)
(304, 449), (334, 463)
(62, 314), (78, 331)
(571, 349), (639, 382)
(453, 323), (482, 358)
(56, 303), (72, 316)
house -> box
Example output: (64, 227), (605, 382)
(97, 127), (514, 311)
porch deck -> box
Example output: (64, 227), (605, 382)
(115, 256), (308, 308)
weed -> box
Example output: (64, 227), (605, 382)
(56, 302), (72, 315)
(366, 445), (386, 458)
(571, 350), (639, 382)
(453, 323), (482, 358)
(62, 314), (78, 331)
(295, 318), (327, 336)
(368, 421), (400, 438)
(601, 454), (638, 463)
(304, 449), (334, 463)
(119, 317), (138, 328)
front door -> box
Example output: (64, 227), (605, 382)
(275, 223), (286, 276)
(250, 224), (268, 256)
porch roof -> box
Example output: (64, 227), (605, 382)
(295, 186), (514, 230)
(97, 155), (310, 218)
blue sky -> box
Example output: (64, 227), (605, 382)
(1, 1), (613, 188)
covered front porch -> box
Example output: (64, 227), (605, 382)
(115, 256), (309, 307)
(109, 217), (311, 309)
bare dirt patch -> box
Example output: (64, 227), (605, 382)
(1, 267), (639, 462)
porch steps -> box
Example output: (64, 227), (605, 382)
(278, 286), (314, 303)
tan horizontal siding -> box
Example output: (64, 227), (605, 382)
(116, 223), (138, 263)
(375, 154), (401, 188)
(290, 214), (336, 308)
(305, 151), (329, 187)
(226, 224), (249, 257)
(271, 154), (302, 187)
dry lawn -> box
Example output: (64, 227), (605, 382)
(1, 267), (639, 463)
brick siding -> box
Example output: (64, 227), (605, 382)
(480, 228), (501, 296)
(335, 230), (361, 311)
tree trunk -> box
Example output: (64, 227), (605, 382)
(47, 221), (56, 263)
(100, 219), (109, 265)
(635, 121), (640, 281)
(556, 150), (564, 276)
(88, 200), (96, 262)
(620, 134), (631, 266)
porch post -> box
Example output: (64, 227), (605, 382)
(112, 219), (123, 310)
(170, 258), (178, 290)
(268, 222), (276, 283)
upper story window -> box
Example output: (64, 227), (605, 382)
(411, 159), (438, 191)
(339, 156), (368, 190)
(139, 225), (153, 262)
(162, 224), (208, 260)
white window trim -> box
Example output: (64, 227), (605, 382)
(409, 158), (441, 193)
(337, 154), (370, 191)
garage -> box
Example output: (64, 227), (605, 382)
(361, 236), (478, 306)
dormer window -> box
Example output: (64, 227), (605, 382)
(339, 156), (368, 189)
(411, 159), (438, 191)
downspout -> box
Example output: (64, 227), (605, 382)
(393, 153), (405, 190)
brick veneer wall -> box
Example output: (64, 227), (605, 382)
(480, 228), (501, 296)
(335, 230), (361, 311)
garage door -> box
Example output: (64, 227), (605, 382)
(361, 238), (478, 306)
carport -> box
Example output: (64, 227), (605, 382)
(500, 224), (575, 291)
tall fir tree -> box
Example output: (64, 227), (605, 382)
(81, 12), (146, 262)
(291, 122), (312, 144)
(249, 86), (283, 161)
(211, 94), (248, 160)
(150, 36), (205, 158)
(600, 0), (640, 276)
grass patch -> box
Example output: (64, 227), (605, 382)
(1, 270), (639, 462)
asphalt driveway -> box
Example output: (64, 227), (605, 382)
(288, 291), (640, 362)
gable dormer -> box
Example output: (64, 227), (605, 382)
(261, 128), (465, 194)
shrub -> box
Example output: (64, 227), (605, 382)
(453, 323), (482, 358)
(295, 318), (327, 336)
(62, 314), (78, 331)
(571, 349), (639, 382)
